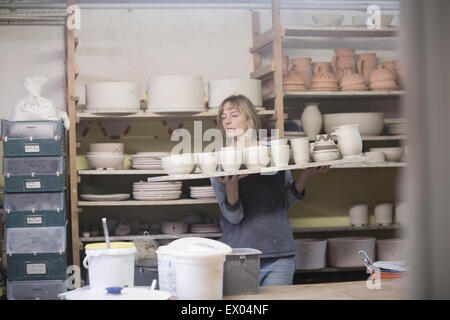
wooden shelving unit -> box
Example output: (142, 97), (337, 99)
(79, 233), (221, 242)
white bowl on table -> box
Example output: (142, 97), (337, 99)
(312, 14), (344, 26)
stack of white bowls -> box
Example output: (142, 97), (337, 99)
(86, 143), (125, 170)
(161, 153), (196, 175)
(189, 186), (215, 199)
(130, 152), (170, 170)
(132, 181), (182, 201)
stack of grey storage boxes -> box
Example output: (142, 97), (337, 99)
(1, 120), (67, 300)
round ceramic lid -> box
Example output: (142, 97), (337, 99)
(167, 237), (231, 258)
(59, 287), (171, 300)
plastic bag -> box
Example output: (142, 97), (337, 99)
(10, 76), (70, 130)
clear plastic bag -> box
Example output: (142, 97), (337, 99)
(10, 76), (70, 130)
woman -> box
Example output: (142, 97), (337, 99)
(210, 94), (329, 287)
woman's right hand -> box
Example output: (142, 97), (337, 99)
(217, 174), (248, 185)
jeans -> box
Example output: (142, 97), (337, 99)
(259, 255), (296, 287)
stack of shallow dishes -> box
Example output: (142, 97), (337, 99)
(385, 119), (406, 135)
(190, 186), (215, 200)
(190, 223), (221, 233)
(86, 143), (125, 170)
(132, 181), (182, 201)
(312, 134), (340, 162)
(130, 152), (170, 170)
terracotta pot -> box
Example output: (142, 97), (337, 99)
(370, 80), (399, 91)
(340, 69), (366, 88)
(311, 63), (338, 89)
(381, 60), (396, 74)
(283, 70), (306, 85)
(370, 65), (396, 83)
(291, 58), (313, 89)
(332, 49), (357, 81)
(313, 62), (332, 74)
(341, 83), (368, 91)
(283, 84), (307, 91)
(357, 53), (377, 85)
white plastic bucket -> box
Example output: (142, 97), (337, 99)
(83, 242), (136, 290)
(156, 245), (176, 296)
(167, 237), (232, 300)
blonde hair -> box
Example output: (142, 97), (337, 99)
(217, 94), (262, 137)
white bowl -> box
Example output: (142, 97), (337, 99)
(85, 154), (125, 170)
(219, 147), (244, 172)
(312, 14), (344, 26)
(364, 151), (385, 162)
(90, 143), (124, 154)
(196, 152), (218, 174)
(369, 147), (403, 162)
(313, 150), (339, 162)
(244, 146), (270, 170)
(324, 113), (384, 136)
(161, 154), (196, 175)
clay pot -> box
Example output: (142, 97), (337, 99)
(339, 69), (367, 91)
(313, 62), (332, 74)
(311, 63), (339, 91)
(301, 103), (323, 139)
(381, 60), (396, 74)
(291, 58), (313, 89)
(357, 53), (377, 85)
(369, 66), (399, 91)
(282, 70), (307, 91)
(332, 49), (357, 81)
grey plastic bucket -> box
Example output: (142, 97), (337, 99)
(223, 248), (262, 295)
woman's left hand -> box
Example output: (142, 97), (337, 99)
(294, 166), (330, 194)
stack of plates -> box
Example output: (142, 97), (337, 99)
(385, 119), (407, 135)
(190, 186), (215, 200)
(133, 181), (182, 201)
(130, 152), (170, 170)
(190, 223), (221, 233)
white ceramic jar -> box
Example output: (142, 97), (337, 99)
(300, 103), (323, 139)
(330, 124), (363, 158)
(348, 203), (369, 227)
(219, 147), (243, 172)
(290, 137), (310, 164)
(196, 152), (218, 174)
(374, 203), (393, 226)
(270, 144), (290, 167)
(244, 145), (270, 170)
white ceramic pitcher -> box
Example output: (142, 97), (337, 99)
(330, 124), (362, 158)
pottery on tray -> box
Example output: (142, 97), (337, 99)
(323, 112), (384, 136)
(219, 147), (244, 172)
(295, 239), (327, 270)
(364, 151), (385, 162)
(290, 137), (310, 164)
(330, 124), (362, 159)
(195, 152), (218, 174)
(327, 237), (376, 268)
(312, 149), (339, 162)
(244, 146), (271, 170)
(161, 153), (196, 175)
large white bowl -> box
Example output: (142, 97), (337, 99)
(161, 154), (196, 175)
(312, 14), (344, 26)
(85, 154), (125, 170)
(208, 79), (262, 109)
(323, 113), (384, 136)
(369, 147), (403, 162)
(147, 75), (205, 113)
(90, 143), (124, 154)
(85, 82), (141, 111)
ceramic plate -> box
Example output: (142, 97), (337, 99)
(80, 194), (131, 201)
(133, 195), (182, 200)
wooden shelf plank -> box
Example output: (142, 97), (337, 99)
(292, 224), (403, 233)
(250, 64), (275, 80)
(78, 169), (166, 175)
(263, 90), (405, 101)
(79, 233), (222, 242)
(76, 109), (275, 120)
(283, 25), (399, 38)
(249, 28), (276, 53)
(78, 199), (218, 206)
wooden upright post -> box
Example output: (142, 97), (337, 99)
(271, 0), (284, 138)
(65, 0), (80, 267)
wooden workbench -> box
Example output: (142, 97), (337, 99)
(224, 278), (407, 300)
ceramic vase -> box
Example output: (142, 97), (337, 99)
(291, 58), (313, 89)
(357, 53), (377, 85)
(300, 103), (323, 139)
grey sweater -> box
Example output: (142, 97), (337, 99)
(210, 170), (305, 258)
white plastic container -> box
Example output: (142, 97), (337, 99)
(156, 245), (177, 296)
(167, 237), (232, 300)
(83, 242), (136, 290)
